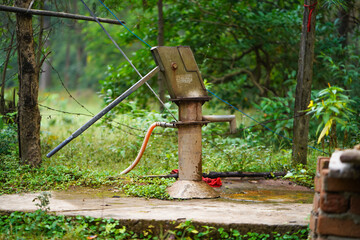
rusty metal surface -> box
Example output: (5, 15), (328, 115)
(151, 46), (208, 99)
(152, 46), (219, 199)
(178, 125), (203, 181)
(178, 101), (202, 121)
(175, 101), (203, 182)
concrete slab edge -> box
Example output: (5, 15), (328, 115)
(0, 210), (308, 238)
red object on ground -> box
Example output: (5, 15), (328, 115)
(170, 169), (222, 187)
(202, 177), (222, 187)
(170, 169), (179, 174)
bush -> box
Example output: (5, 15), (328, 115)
(0, 122), (17, 155)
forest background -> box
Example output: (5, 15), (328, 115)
(0, 0), (359, 191)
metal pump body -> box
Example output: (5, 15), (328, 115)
(152, 46), (220, 199)
(151, 46), (208, 100)
(47, 45), (234, 199)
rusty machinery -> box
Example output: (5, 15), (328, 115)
(48, 46), (236, 199)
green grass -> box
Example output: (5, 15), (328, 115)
(0, 90), (319, 197)
(39, 90), (320, 175)
(0, 211), (309, 239)
(39, 90), (179, 176)
(0, 90), (316, 238)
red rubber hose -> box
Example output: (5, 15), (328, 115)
(120, 122), (159, 174)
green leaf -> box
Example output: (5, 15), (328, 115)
(317, 119), (333, 144)
(0, 117), (3, 129)
(328, 106), (340, 114)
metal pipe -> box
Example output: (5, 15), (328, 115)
(46, 66), (160, 158)
(0, 5), (125, 25)
(121, 122), (176, 175)
(167, 100), (219, 199)
(202, 115), (237, 134)
(178, 101), (203, 181)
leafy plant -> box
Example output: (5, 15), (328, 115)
(0, 211), (134, 239)
(117, 177), (175, 200)
(252, 85), (296, 143)
(0, 155), (112, 195)
(32, 192), (52, 212)
(284, 164), (315, 188)
(0, 122), (17, 155)
(306, 84), (355, 150)
(0, 212), (310, 239)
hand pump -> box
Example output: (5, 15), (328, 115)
(48, 46), (236, 199)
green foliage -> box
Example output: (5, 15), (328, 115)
(0, 212), (309, 239)
(284, 165), (315, 188)
(117, 177), (175, 200)
(98, 48), (156, 110)
(0, 155), (111, 195)
(252, 85), (296, 143)
(98, 1), (304, 110)
(32, 192), (52, 212)
(306, 85), (355, 145)
(217, 227), (309, 240)
(2, 91), (320, 199)
(0, 122), (17, 155)
(202, 117), (298, 173)
(314, 43), (360, 147)
(0, 211), (133, 239)
(322, 0), (350, 9)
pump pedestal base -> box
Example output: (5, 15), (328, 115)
(167, 180), (220, 199)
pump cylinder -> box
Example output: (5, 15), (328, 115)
(177, 101), (203, 181)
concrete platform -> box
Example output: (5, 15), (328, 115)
(0, 179), (313, 235)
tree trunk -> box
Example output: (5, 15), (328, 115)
(157, 0), (165, 111)
(15, 0), (42, 167)
(292, 0), (317, 166)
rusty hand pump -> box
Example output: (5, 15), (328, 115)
(48, 46), (234, 199)
(152, 46), (220, 199)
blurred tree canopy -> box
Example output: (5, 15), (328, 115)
(1, 0), (358, 101)
(86, 0), (359, 112)
(0, 0), (359, 147)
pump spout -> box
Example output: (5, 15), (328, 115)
(46, 66), (160, 158)
(202, 115), (237, 134)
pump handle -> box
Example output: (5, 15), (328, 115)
(46, 66), (160, 158)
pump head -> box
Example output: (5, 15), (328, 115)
(151, 46), (209, 101)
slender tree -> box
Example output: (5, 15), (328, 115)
(15, 0), (42, 167)
(292, 0), (318, 165)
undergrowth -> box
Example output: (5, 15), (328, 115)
(115, 177), (175, 200)
(0, 155), (111, 195)
(39, 91), (319, 176)
(0, 153), (175, 199)
(0, 211), (309, 239)
(0, 91), (319, 197)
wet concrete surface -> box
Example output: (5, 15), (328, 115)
(220, 178), (313, 203)
(0, 178), (313, 233)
